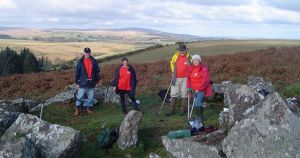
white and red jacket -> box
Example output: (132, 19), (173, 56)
(187, 64), (213, 97)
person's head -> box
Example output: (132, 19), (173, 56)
(83, 47), (91, 58)
(177, 44), (188, 56)
(192, 54), (201, 66)
(121, 57), (128, 66)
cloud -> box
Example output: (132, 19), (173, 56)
(0, 0), (299, 39)
(0, 0), (16, 9)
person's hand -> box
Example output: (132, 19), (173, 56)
(113, 87), (116, 93)
(195, 90), (199, 93)
(96, 81), (102, 87)
(188, 92), (192, 98)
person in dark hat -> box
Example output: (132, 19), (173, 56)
(167, 43), (192, 116)
(74, 47), (100, 115)
(112, 57), (139, 114)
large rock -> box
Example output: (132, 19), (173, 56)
(30, 84), (120, 112)
(247, 76), (275, 99)
(222, 92), (300, 158)
(0, 98), (39, 113)
(219, 108), (229, 129)
(0, 108), (20, 136)
(286, 96), (300, 114)
(0, 114), (83, 158)
(117, 110), (143, 150)
(162, 130), (225, 158)
(213, 81), (232, 94)
(223, 84), (260, 128)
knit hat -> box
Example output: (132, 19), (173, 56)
(192, 54), (201, 62)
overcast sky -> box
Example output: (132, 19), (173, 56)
(1, 0), (300, 39)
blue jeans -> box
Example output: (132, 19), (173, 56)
(76, 88), (94, 108)
(194, 92), (205, 108)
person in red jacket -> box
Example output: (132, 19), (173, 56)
(112, 58), (139, 114)
(187, 54), (212, 121)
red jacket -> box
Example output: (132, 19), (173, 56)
(187, 64), (213, 97)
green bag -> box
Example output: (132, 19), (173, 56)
(96, 128), (119, 149)
(167, 129), (191, 139)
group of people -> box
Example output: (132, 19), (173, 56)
(74, 44), (212, 121)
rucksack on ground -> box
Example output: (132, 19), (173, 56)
(188, 118), (205, 135)
(96, 128), (119, 149)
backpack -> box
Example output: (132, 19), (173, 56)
(96, 128), (119, 149)
(188, 118), (205, 135)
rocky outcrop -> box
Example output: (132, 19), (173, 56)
(162, 130), (225, 158)
(224, 84), (260, 128)
(247, 76), (274, 98)
(286, 96), (300, 114)
(213, 81), (232, 94)
(218, 108), (229, 129)
(149, 153), (161, 158)
(117, 110), (143, 150)
(0, 98), (39, 113)
(0, 108), (20, 136)
(0, 114), (83, 158)
(222, 92), (300, 158)
(30, 84), (120, 112)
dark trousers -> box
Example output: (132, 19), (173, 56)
(119, 90), (138, 112)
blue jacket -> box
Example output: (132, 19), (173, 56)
(112, 65), (137, 96)
(75, 56), (100, 88)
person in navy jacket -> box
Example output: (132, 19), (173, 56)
(74, 47), (100, 115)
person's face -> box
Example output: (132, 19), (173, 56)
(122, 60), (128, 66)
(84, 52), (91, 58)
(180, 50), (187, 56)
(193, 59), (200, 66)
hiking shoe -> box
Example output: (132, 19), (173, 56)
(179, 112), (186, 116)
(86, 108), (93, 114)
(165, 112), (175, 116)
(74, 108), (80, 116)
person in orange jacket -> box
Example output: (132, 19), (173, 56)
(187, 54), (213, 121)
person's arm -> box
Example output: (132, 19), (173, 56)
(131, 66), (137, 85)
(75, 62), (81, 85)
(111, 67), (119, 87)
(198, 70), (210, 92)
(95, 62), (100, 84)
(170, 54), (175, 72)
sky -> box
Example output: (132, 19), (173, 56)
(1, 0), (300, 39)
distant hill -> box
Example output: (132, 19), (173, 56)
(0, 27), (217, 43)
(107, 27), (218, 41)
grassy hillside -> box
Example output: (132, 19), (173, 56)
(102, 40), (300, 64)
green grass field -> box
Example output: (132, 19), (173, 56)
(102, 40), (300, 64)
(37, 92), (222, 158)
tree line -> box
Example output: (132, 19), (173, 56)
(0, 47), (51, 76)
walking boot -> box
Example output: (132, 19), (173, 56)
(195, 107), (204, 122)
(166, 97), (176, 116)
(74, 108), (80, 116)
(180, 98), (188, 116)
